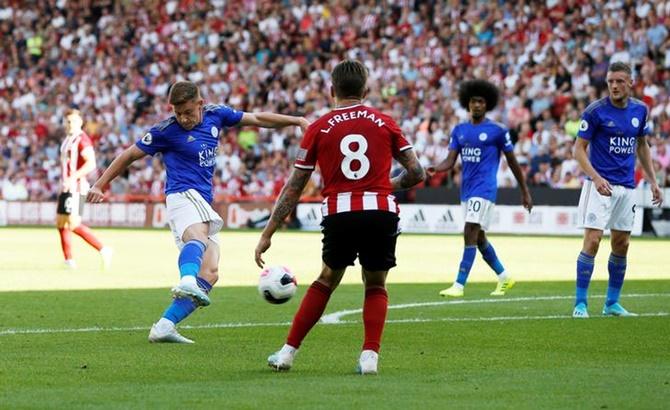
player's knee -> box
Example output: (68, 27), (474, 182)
(317, 268), (344, 290)
(464, 224), (480, 245)
(56, 214), (68, 229)
(363, 276), (386, 288)
(67, 215), (81, 229)
(583, 238), (600, 254)
(182, 223), (210, 244)
(362, 268), (387, 288)
(317, 274), (337, 289)
(612, 238), (629, 255)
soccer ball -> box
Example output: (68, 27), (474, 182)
(258, 266), (298, 304)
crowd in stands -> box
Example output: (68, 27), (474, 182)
(1, 0), (670, 202)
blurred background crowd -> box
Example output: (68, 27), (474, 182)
(1, 0), (670, 202)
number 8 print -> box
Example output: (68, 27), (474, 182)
(340, 134), (370, 180)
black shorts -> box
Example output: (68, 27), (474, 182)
(321, 210), (400, 271)
(57, 192), (84, 216)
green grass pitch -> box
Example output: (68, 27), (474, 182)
(0, 227), (669, 409)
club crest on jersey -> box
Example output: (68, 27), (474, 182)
(141, 133), (152, 145)
(478, 133), (488, 141)
(211, 126), (219, 138)
(631, 118), (639, 128)
(579, 120), (588, 131)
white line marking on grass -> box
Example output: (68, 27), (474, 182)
(320, 293), (670, 323)
(331, 312), (669, 324)
(1, 293), (668, 337)
(0, 322), (292, 336)
(382, 312), (669, 323)
(2, 313), (668, 337)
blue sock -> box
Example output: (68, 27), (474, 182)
(455, 246), (477, 286)
(576, 251), (595, 306)
(178, 240), (207, 278)
(478, 241), (505, 276)
(606, 253), (627, 307)
(163, 277), (213, 324)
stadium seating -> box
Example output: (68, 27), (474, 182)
(0, 1), (669, 201)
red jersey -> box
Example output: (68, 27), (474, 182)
(294, 104), (412, 216)
(60, 131), (94, 193)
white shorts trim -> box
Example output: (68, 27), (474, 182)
(461, 197), (495, 231)
(166, 189), (224, 249)
(577, 180), (636, 231)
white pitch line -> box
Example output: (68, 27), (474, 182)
(2, 312), (668, 337)
(320, 293), (670, 323)
(331, 312), (670, 324)
(383, 312), (669, 323)
(0, 321), (293, 336)
(1, 293), (668, 337)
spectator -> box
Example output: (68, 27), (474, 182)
(0, 1), (668, 201)
(2, 170), (29, 201)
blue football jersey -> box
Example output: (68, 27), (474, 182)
(136, 104), (243, 203)
(449, 118), (514, 202)
(577, 97), (650, 188)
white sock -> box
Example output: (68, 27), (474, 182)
(497, 271), (508, 281)
(180, 275), (197, 286)
(280, 344), (297, 355)
(452, 282), (464, 290)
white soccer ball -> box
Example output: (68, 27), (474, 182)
(258, 266), (298, 304)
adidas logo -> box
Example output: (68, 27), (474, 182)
(413, 210), (426, 222)
(605, 121), (616, 127)
(187, 135), (196, 143)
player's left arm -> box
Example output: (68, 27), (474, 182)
(254, 168), (312, 267)
(636, 136), (663, 206)
(391, 148), (425, 190)
(240, 112), (310, 132)
(503, 151), (533, 212)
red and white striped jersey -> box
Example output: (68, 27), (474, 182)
(294, 104), (412, 216)
(60, 131), (94, 193)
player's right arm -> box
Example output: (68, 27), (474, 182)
(575, 111), (612, 196)
(574, 137), (612, 196)
(87, 145), (147, 203)
(254, 168), (312, 268)
(426, 150), (459, 176)
(427, 125), (460, 176)
(254, 122), (318, 267)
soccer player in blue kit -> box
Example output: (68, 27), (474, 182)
(87, 81), (308, 342)
(428, 80), (532, 297)
(572, 62), (663, 318)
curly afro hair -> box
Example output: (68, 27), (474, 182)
(458, 80), (500, 111)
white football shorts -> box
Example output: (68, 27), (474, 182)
(461, 197), (495, 231)
(166, 189), (223, 249)
(577, 180), (636, 231)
